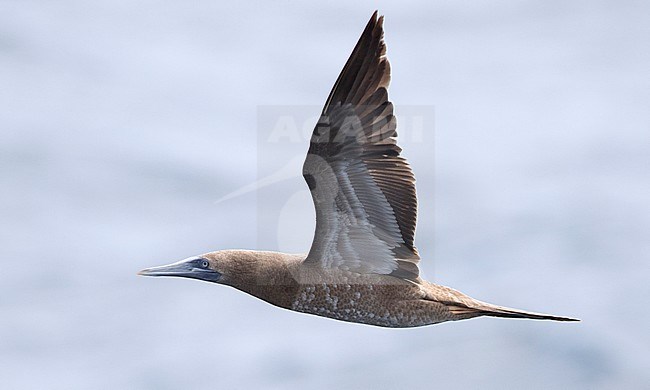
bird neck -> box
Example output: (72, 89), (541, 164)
(221, 250), (303, 309)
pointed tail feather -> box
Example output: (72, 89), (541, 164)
(480, 307), (579, 322)
(448, 303), (580, 322)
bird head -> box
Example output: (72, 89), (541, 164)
(138, 254), (224, 284)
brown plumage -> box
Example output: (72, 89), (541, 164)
(139, 12), (579, 327)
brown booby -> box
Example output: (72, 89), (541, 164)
(139, 11), (579, 327)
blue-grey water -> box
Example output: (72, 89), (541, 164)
(1, 1), (649, 389)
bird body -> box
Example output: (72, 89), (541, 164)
(144, 248), (577, 327)
(139, 12), (578, 327)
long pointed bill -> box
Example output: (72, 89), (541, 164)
(138, 257), (222, 282)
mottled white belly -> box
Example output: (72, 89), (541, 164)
(290, 283), (449, 328)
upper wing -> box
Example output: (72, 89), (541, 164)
(302, 12), (420, 281)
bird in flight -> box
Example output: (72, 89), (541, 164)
(139, 11), (578, 327)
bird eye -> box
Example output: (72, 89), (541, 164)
(201, 260), (209, 268)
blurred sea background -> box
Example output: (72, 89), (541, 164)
(1, 1), (649, 389)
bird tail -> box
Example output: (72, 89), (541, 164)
(447, 301), (580, 322)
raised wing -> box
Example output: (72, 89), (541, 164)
(302, 12), (420, 281)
